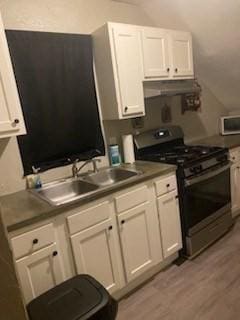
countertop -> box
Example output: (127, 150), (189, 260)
(193, 134), (240, 150)
(0, 161), (176, 233)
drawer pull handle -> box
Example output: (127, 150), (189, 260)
(166, 184), (170, 188)
(124, 106), (128, 113)
(52, 251), (58, 257)
(175, 68), (178, 73)
(32, 239), (39, 245)
(121, 220), (125, 225)
(108, 226), (113, 231)
(175, 195), (179, 199)
(167, 67), (170, 72)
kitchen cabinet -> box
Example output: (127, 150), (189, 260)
(141, 27), (194, 80)
(15, 243), (65, 304)
(169, 31), (194, 79)
(117, 201), (162, 282)
(0, 12), (26, 138)
(93, 22), (195, 120)
(70, 218), (123, 294)
(230, 148), (240, 217)
(93, 22), (145, 120)
(141, 27), (170, 79)
(155, 175), (182, 258)
(157, 190), (182, 258)
(10, 171), (182, 303)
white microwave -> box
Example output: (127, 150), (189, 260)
(220, 115), (240, 135)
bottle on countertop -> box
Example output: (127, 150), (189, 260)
(109, 144), (121, 167)
(26, 167), (42, 189)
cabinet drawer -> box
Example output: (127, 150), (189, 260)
(67, 201), (110, 235)
(11, 223), (55, 260)
(155, 175), (177, 197)
(115, 185), (148, 213)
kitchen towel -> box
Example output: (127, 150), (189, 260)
(122, 134), (135, 164)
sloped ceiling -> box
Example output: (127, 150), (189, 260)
(113, 0), (240, 111)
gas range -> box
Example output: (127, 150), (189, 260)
(134, 126), (233, 258)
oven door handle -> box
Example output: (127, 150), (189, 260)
(184, 163), (231, 187)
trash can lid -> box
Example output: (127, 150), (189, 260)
(27, 275), (110, 320)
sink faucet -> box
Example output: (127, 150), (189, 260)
(72, 158), (101, 178)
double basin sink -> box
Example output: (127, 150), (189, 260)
(33, 167), (143, 206)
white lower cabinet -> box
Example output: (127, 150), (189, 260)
(229, 148), (240, 217)
(230, 162), (240, 217)
(117, 201), (162, 282)
(157, 190), (182, 258)
(11, 172), (183, 304)
(16, 243), (65, 303)
(70, 218), (122, 294)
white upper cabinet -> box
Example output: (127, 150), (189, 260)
(112, 24), (145, 117)
(141, 27), (170, 79)
(93, 22), (195, 119)
(93, 22), (145, 120)
(169, 31), (194, 78)
(0, 12), (26, 138)
(141, 27), (194, 80)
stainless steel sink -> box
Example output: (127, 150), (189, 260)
(33, 179), (99, 206)
(81, 167), (142, 187)
(33, 167), (143, 206)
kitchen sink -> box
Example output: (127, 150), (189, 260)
(33, 179), (99, 206)
(33, 167), (143, 206)
(81, 167), (142, 187)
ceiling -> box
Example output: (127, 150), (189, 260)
(113, 0), (240, 111)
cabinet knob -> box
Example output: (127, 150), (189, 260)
(124, 106), (128, 113)
(13, 119), (20, 125)
(175, 68), (178, 73)
(167, 68), (170, 72)
(175, 195), (179, 199)
(52, 251), (58, 257)
(121, 220), (125, 225)
(108, 225), (113, 231)
(32, 239), (39, 245)
(166, 183), (170, 188)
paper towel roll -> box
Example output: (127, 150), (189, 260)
(122, 134), (135, 164)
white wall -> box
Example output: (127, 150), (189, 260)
(0, 0), (227, 195)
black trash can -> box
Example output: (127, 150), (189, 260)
(27, 275), (118, 320)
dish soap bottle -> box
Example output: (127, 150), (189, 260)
(28, 166), (42, 189)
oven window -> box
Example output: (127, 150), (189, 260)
(183, 167), (231, 231)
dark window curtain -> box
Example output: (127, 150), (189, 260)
(6, 30), (105, 175)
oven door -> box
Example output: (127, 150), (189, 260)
(183, 163), (231, 236)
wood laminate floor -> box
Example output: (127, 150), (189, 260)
(117, 219), (240, 320)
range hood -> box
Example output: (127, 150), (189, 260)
(143, 79), (201, 98)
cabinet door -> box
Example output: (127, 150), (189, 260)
(118, 202), (162, 282)
(231, 163), (240, 217)
(16, 244), (65, 303)
(157, 190), (182, 258)
(169, 31), (194, 78)
(0, 13), (25, 137)
(111, 24), (145, 117)
(141, 28), (170, 79)
(70, 218), (122, 294)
